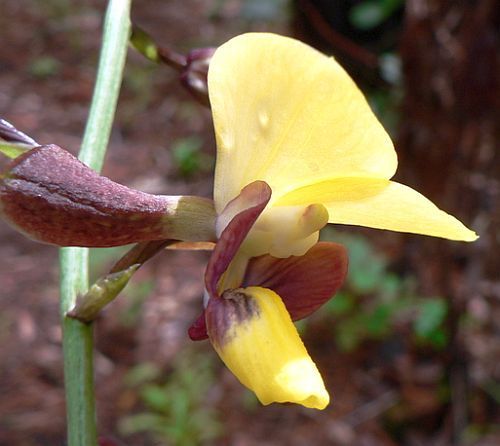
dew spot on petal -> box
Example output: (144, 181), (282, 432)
(258, 110), (270, 130)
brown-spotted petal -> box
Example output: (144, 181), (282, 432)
(204, 180), (271, 298)
(206, 286), (330, 409)
(243, 241), (348, 320)
(0, 145), (216, 246)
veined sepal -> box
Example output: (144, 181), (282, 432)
(206, 286), (330, 409)
(0, 145), (216, 246)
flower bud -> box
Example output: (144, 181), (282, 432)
(130, 25), (215, 107)
(180, 48), (216, 107)
(0, 145), (216, 246)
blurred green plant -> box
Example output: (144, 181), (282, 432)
(28, 56), (61, 78)
(118, 279), (155, 326)
(39, 0), (72, 19)
(240, 0), (292, 22)
(378, 53), (402, 85)
(119, 349), (222, 446)
(368, 86), (402, 136)
(89, 246), (130, 280)
(462, 423), (500, 445)
(319, 228), (449, 351)
(120, 63), (161, 122)
(172, 136), (214, 177)
(208, 0), (291, 22)
(349, 0), (404, 31)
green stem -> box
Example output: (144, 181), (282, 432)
(59, 1), (131, 445)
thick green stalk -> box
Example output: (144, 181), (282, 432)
(59, 1), (131, 445)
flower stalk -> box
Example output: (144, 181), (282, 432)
(59, 1), (131, 445)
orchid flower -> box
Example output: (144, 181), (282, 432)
(189, 33), (477, 410)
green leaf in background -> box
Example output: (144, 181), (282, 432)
(379, 53), (402, 85)
(241, 0), (291, 22)
(124, 362), (161, 387)
(325, 292), (355, 316)
(120, 349), (222, 444)
(118, 412), (165, 435)
(29, 56), (61, 78)
(379, 273), (401, 300)
(172, 136), (213, 177)
(365, 304), (392, 336)
(413, 298), (449, 348)
(319, 227), (452, 351)
(423, 329), (448, 349)
(142, 384), (172, 412)
(414, 298), (448, 338)
(343, 235), (387, 293)
(335, 316), (364, 352)
(349, 0), (403, 31)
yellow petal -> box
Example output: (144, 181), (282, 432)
(206, 286), (329, 409)
(275, 178), (478, 241)
(209, 33), (396, 212)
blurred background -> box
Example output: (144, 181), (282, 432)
(0, 0), (498, 445)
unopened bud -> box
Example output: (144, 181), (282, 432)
(0, 145), (216, 246)
(180, 47), (216, 107)
(68, 264), (139, 322)
(130, 26), (215, 107)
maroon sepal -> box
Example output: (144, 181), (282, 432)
(188, 313), (208, 341)
(204, 181), (271, 298)
(244, 241), (348, 320)
(189, 241), (348, 340)
(0, 145), (215, 247)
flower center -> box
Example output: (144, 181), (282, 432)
(217, 203), (329, 259)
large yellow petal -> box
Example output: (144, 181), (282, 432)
(209, 33), (396, 212)
(275, 178), (478, 241)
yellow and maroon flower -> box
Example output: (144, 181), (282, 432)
(189, 33), (477, 410)
(190, 181), (346, 409)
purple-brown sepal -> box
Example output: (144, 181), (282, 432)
(244, 242), (348, 320)
(0, 145), (216, 246)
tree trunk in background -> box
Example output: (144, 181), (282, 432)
(398, 0), (499, 441)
